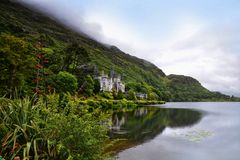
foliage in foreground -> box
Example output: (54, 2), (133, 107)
(0, 95), (109, 160)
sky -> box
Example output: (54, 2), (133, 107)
(19, 0), (240, 96)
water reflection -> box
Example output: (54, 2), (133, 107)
(109, 106), (202, 153)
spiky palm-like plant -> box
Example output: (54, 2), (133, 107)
(0, 97), (56, 160)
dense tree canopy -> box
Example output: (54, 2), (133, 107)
(63, 43), (90, 73)
(0, 33), (36, 97)
(50, 71), (78, 95)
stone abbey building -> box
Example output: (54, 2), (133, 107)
(96, 71), (125, 93)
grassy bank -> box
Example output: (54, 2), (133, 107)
(80, 99), (165, 110)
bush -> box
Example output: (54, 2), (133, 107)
(126, 90), (137, 100)
(99, 92), (113, 99)
(50, 71), (78, 95)
(116, 90), (124, 100)
(0, 95), (109, 160)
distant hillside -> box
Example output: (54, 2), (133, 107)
(0, 0), (238, 101)
(167, 75), (233, 101)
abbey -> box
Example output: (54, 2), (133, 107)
(96, 71), (125, 93)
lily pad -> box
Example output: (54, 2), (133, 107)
(172, 128), (213, 143)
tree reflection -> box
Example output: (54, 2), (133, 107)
(109, 106), (202, 153)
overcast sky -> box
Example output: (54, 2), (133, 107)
(19, 0), (240, 96)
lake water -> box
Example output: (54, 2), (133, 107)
(110, 102), (240, 160)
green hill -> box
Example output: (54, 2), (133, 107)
(167, 75), (235, 101)
(0, 0), (237, 101)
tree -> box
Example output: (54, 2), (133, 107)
(51, 71), (78, 95)
(0, 33), (36, 97)
(116, 90), (124, 99)
(112, 89), (117, 100)
(62, 43), (90, 73)
(93, 79), (101, 94)
(78, 75), (94, 97)
(147, 92), (159, 100)
(127, 90), (137, 100)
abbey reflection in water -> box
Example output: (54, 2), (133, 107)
(109, 106), (202, 152)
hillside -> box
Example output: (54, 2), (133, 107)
(167, 75), (234, 101)
(0, 0), (165, 80)
(0, 0), (237, 101)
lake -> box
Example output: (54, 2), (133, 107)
(109, 102), (240, 160)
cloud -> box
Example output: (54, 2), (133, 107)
(156, 25), (240, 96)
(17, 0), (105, 41)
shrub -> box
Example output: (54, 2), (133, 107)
(126, 90), (137, 100)
(0, 95), (109, 160)
(116, 90), (124, 100)
(99, 92), (113, 99)
(50, 71), (78, 95)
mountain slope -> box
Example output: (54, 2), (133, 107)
(0, 0), (166, 84)
(167, 75), (233, 101)
(0, 0), (237, 101)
